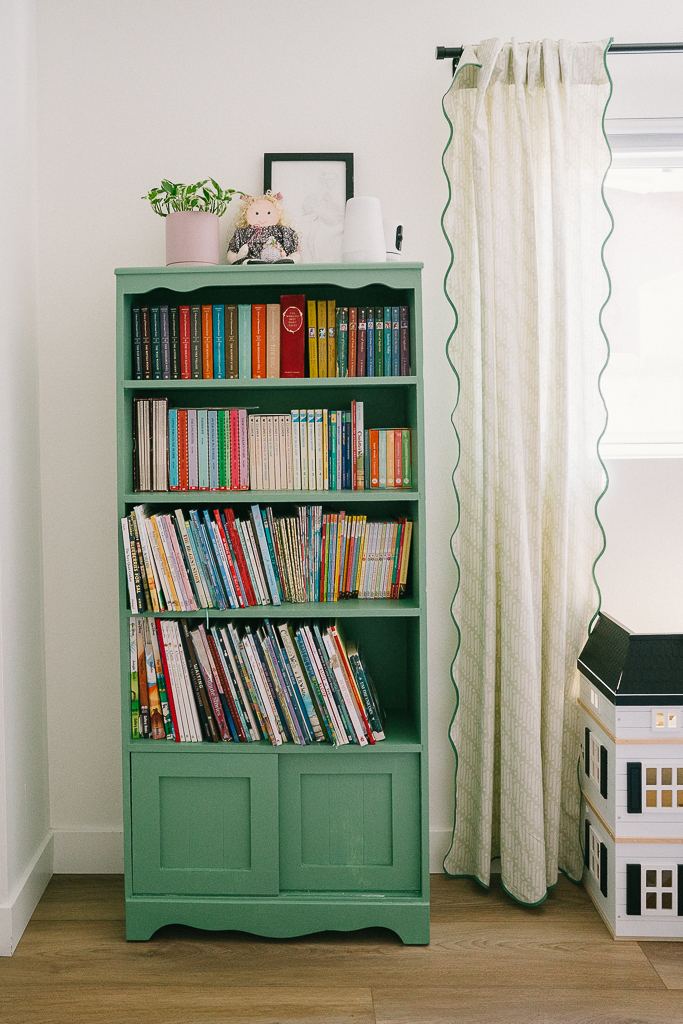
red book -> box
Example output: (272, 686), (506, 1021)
(348, 308), (357, 377)
(280, 294), (306, 377)
(205, 631), (248, 742)
(229, 409), (240, 490)
(251, 304), (266, 378)
(329, 625), (374, 744)
(213, 510), (247, 608)
(179, 306), (191, 379)
(202, 305), (213, 379)
(224, 509), (258, 606)
(155, 620), (181, 741)
(394, 429), (403, 488)
(177, 410), (189, 490)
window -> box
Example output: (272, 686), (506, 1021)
(642, 866), (677, 914)
(651, 708), (681, 732)
(590, 687), (600, 711)
(601, 119), (683, 457)
(589, 733), (602, 789)
(588, 827), (602, 887)
(643, 764), (683, 809)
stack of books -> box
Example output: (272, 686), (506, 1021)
(130, 615), (385, 747)
(122, 504), (413, 612)
(133, 398), (412, 492)
(131, 297), (411, 380)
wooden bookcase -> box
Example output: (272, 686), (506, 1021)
(115, 262), (429, 944)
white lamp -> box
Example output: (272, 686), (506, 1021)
(341, 197), (387, 263)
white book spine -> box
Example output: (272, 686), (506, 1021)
(157, 515), (191, 611)
(171, 621), (203, 741)
(280, 415), (289, 490)
(242, 633), (283, 745)
(322, 409), (329, 490)
(302, 627), (349, 745)
(260, 415), (269, 490)
(322, 630), (368, 745)
(175, 510), (208, 608)
(218, 627), (260, 740)
(267, 415), (276, 491)
(272, 414), (282, 491)
(133, 506), (161, 612)
(248, 415), (257, 490)
(291, 411), (301, 490)
(164, 513), (197, 610)
(121, 518), (138, 613)
(307, 410), (316, 491)
(315, 409), (324, 490)
(160, 620), (189, 741)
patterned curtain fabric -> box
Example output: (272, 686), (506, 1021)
(442, 38), (612, 904)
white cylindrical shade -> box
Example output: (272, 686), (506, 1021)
(341, 197), (386, 263)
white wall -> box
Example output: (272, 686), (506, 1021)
(0, 0), (52, 952)
(34, 0), (683, 872)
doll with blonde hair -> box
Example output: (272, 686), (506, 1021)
(227, 191), (301, 264)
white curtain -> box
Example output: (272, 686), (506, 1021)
(442, 38), (612, 904)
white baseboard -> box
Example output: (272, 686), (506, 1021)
(0, 832), (53, 956)
(53, 829), (123, 873)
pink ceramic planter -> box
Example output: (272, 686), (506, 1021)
(165, 210), (220, 266)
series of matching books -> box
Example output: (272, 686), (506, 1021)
(122, 503), (413, 612)
(133, 398), (412, 493)
(130, 615), (385, 747)
(131, 297), (411, 381)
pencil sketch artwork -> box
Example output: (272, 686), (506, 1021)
(269, 161), (347, 263)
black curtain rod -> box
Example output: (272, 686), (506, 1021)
(436, 42), (683, 75)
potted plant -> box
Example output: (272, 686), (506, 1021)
(142, 178), (245, 266)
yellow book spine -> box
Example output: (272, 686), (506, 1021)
(317, 300), (328, 377)
(327, 299), (337, 377)
(307, 300), (318, 377)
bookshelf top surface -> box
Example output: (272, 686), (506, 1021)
(115, 263), (424, 275)
(115, 263), (424, 293)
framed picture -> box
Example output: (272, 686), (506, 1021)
(264, 153), (354, 263)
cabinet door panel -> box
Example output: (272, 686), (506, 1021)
(279, 753), (421, 892)
(131, 753), (278, 896)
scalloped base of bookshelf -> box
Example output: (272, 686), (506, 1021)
(124, 893), (430, 944)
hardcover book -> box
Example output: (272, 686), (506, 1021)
(280, 294), (306, 377)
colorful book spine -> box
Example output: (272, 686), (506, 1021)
(366, 309), (375, 377)
(357, 308), (367, 377)
(384, 305), (393, 377)
(252, 304), (266, 379)
(140, 307), (152, 380)
(280, 294), (306, 377)
(179, 306), (191, 379)
(190, 305), (202, 379)
(316, 300), (327, 377)
(307, 300), (318, 378)
(399, 305), (410, 375)
(238, 304), (252, 379)
(391, 305), (400, 376)
(132, 306), (142, 380)
(160, 305), (171, 380)
(150, 306), (162, 379)
(169, 306), (181, 379)
(266, 303), (280, 379)
(213, 304), (226, 380)
(169, 409), (179, 490)
(202, 306), (213, 379)
(327, 299), (337, 377)
(224, 304), (237, 379)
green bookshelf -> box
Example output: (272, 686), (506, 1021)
(115, 262), (429, 944)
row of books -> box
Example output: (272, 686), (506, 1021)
(122, 504), (413, 613)
(131, 297), (411, 381)
(133, 398), (412, 492)
(130, 615), (385, 747)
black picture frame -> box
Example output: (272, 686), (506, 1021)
(264, 152), (354, 201)
(263, 153), (354, 263)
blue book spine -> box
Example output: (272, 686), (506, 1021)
(238, 304), (252, 379)
(189, 510), (227, 610)
(262, 624), (308, 744)
(186, 518), (216, 607)
(384, 305), (393, 377)
(250, 504), (281, 605)
(293, 629), (337, 743)
(150, 306), (162, 379)
(366, 313), (375, 377)
(132, 307), (142, 380)
(160, 305), (171, 379)
(168, 409), (179, 489)
(203, 511), (239, 610)
(392, 305), (400, 376)
(197, 410), (209, 489)
(262, 511), (283, 602)
(213, 305), (225, 379)
(208, 410), (219, 490)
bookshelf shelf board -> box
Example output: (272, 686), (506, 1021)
(127, 710), (420, 753)
(124, 489), (419, 504)
(124, 597), (420, 618)
(123, 377), (418, 390)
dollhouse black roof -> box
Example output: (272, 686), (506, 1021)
(578, 612), (683, 705)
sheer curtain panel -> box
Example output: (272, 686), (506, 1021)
(442, 38), (612, 904)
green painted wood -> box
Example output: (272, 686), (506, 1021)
(125, 893), (430, 944)
(279, 753), (421, 893)
(117, 263), (428, 942)
(131, 752), (279, 896)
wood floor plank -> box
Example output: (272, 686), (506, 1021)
(0, 985), (375, 1024)
(30, 874), (125, 921)
(430, 874), (599, 923)
(0, 918), (662, 992)
(372, 986), (683, 1024)
(639, 941), (683, 990)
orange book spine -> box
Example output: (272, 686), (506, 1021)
(252, 304), (266, 379)
(370, 429), (379, 488)
(266, 303), (281, 378)
(201, 305), (213, 379)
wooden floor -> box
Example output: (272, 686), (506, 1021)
(1, 875), (683, 1024)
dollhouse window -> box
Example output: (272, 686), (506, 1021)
(651, 708), (681, 732)
(643, 765), (683, 809)
(589, 827), (601, 886)
(589, 734), (601, 787)
(642, 866), (677, 914)
(590, 688), (600, 710)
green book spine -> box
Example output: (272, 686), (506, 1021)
(402, 428), (411, 487)
(384, 305), (393, 376)
(218, 410), (227, 489)
(190, 305), (202, 379)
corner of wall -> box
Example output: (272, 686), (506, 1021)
(0, 831), (52, 955)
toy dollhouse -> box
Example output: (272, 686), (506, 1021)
(578, 612), (683, 939)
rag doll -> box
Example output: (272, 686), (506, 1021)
(227, 191), (301, 264)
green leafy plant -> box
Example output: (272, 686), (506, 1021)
(142, 178), (245, 217)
